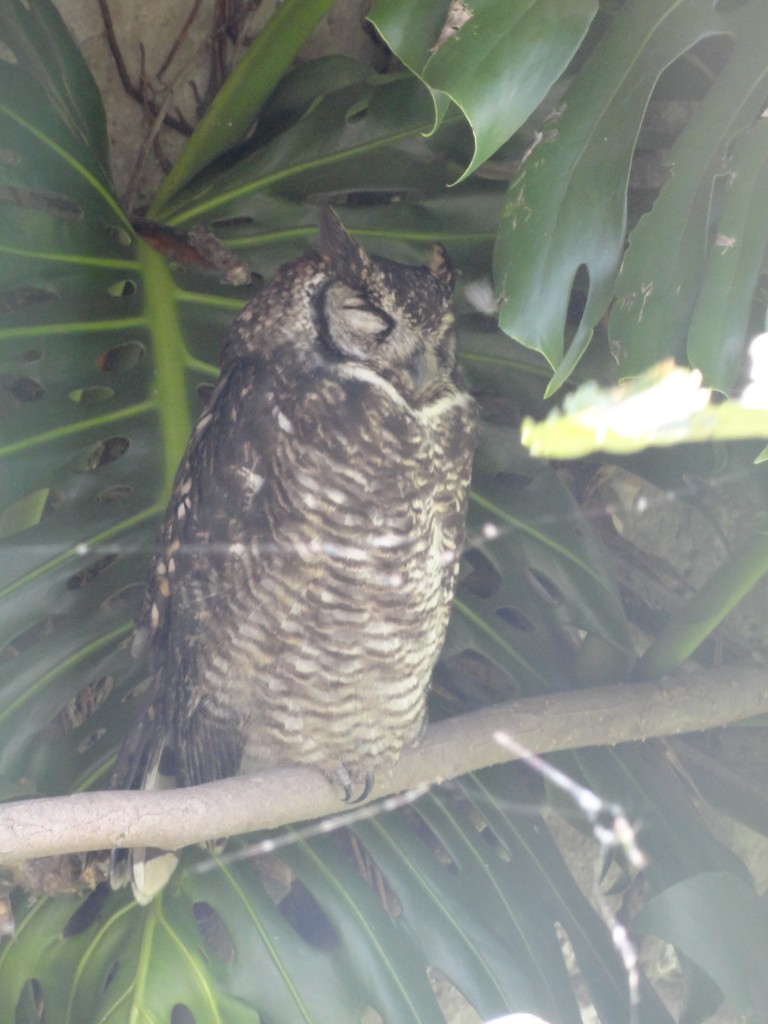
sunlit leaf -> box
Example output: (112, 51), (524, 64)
(520, 361), (768, 459)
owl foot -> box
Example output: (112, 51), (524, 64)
(331, 764), (374, 804)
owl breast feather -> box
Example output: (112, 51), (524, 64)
(194, 350), (476, 780)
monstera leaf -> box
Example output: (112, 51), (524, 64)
(1, 766), (680, 1024)
(374, 0), (768, 395)
(368, 0), (598, 182)
(2, 3), (768, 1024)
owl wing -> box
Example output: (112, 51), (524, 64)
(432, 396), (479, 601)
(115, 353), (282, 794)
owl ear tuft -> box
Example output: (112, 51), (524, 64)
(317, 207), (370, 284)
(426, 244), (455, 293)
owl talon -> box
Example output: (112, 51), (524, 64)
(333, 765), (374, 803)
(351, 771), (374, 804)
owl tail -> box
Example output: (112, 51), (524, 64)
(109, 696), (179, 905)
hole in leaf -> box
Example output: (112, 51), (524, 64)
(120, 677), (152, 706)
(0, 615), (62, 663)
(525, 568), (561, 605)
(102, 959), (120, 993)
(171, 1004), (196, 1024)
(72, 436), (130, 471)
(495, 606), (535, 631)
(445, 649), (505, 692)
(335, 831), (402, 919)
(559, 623), (585, 650)
(360, 1007), (383, 1024)
(93, 484), (132, 504)
(15, 979), (43, 1023)
(100, 583), (143, 613)
(53, 675), (114, 734)
(106, 279), (137, 297)
(62, 884), (110, 937)
(0, 186), (81, 219)
(44, 675), (115, 741)
(1, 374), (45, 402)
(565, 263), (589, 337)
(628, 35), (734, 223)
(493, 470), (533, 490)
(96, 341), (144, 372)
(193, 901), (235, 963)
(0, 896), (13, 939)
(0, 286), (57, 313)
(66, 554), (118, 590)
(567, 265), (588, 328)
(210, 216), (255, 229)
(473, 812), (512, 863)
(459, 550), (502, 599)
(77, 727), (106, 753)
(106, 224), (133, 247)
(278, 879), (340, 949)
(408, 809), (458, 874)
(16, 348), (43, 362)
(658, 35), (735, 100)
(0, 487), (60, 540)
(345, 100), (369, 123)
(69, 385), (114, 403)
(427, 966), (479, 1024)
(252, 851), (293, 903)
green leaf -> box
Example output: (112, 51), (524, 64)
(161, 73), (451, 226)
(569, 745), (750, 891)
(686, 119), (768, 393)
(463, 768), (676, 1024)
(5, 5), (763, 1022)
(0, 0), (112, 196)
(351, 788), (584, 1023)
(634, 872), (768, 1020)
(610, 6), (768, 386)
(369, 0), (598, 181)
(150, 0), (337, 215)
(451, 464), (634, 698)
(676, 731), (768, 840)
(3, 770), (680, 1024)
(0, 6), (167, 794)
(493, 0), (768, 394)
(636, 512), (768, 679)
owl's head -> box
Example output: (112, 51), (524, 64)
(314, 208), (459, 403)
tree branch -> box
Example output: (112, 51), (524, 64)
(1, 664), (766, 862)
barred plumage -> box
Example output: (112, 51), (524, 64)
(110, 209), (478, 902)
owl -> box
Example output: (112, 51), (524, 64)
(110, 209), (478, 902)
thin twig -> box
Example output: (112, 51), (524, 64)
(123, 78), (182, 214)
(157, 0), (206, 79)
(97, 0), (194, 136)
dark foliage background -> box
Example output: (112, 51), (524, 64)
(2, 1), (768, 1021)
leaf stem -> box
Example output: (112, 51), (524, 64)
(138, 242), (193, 493)
(637, 515), (768, 679)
